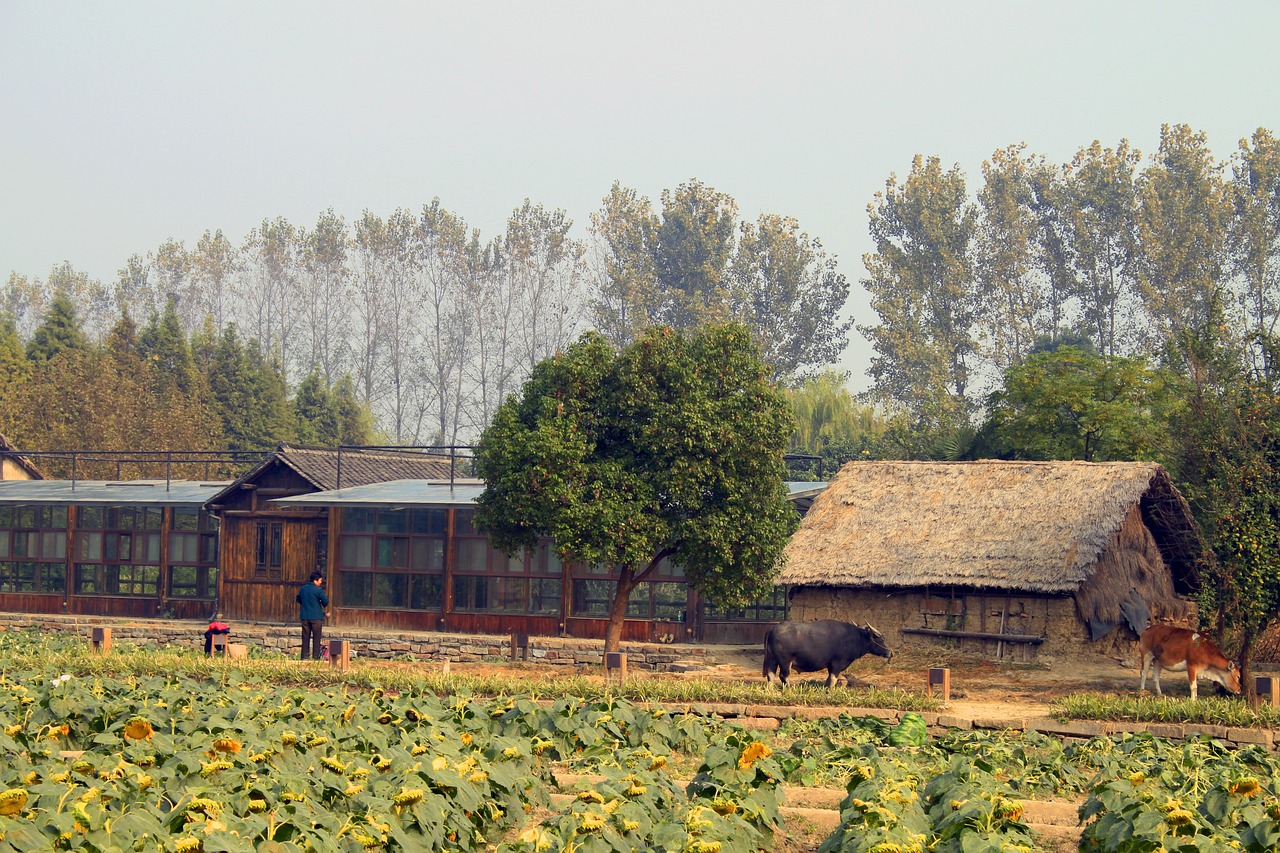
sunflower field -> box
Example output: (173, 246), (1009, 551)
(2, 628), (1280, 852)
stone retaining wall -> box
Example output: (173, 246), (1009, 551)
(683, 702), (1278, 751)
(0, 611), (712, 671)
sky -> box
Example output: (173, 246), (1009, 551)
(3, 1), (1279, 390)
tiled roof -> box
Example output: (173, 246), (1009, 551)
(276, 444), (457, 490)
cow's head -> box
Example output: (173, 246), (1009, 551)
(862, 624), (893, 659)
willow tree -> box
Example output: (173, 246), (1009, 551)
(473, 324), (798, 653)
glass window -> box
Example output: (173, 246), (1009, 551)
(42, 563), (65, 594)
(571, 579), (614, 617)
(373, 573), (406, 607)
(412, 508), (447, 535)
(340, 537), (372, 569)
(534, 541), (562, 576)
(170, 565), (198, 596)
(454, 539), (489, 572)
(452, 575), (487, 611)
(0, 507), (10, 525)
(652, 582), (687, 621)
(341, 571), (373, 607)
(409, 574), (442, 610)
(78, 506), (105, 528)
(41, 531), (66, 560)
(342, 508), (375, 533)
(0, 532), (7, 559)
(410, 538), (444, 571)
(376, 537), (408, 569)
(77, 532), (103, 561)
(376, 509), (408, 535)
(454, 509), (477, 536)
(75, 564), (99, 594)
(170, 533), (197, 563)
(530, 578), (562, 614)
(172, 509), (200, 531)
(12, 531), (35, 558)
(269, 524), (282, 567)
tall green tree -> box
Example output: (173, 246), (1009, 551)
(474, 324), (798, 653)
(139, 300), (199, 397)
(975, 144), (1069, 369)
(1164, 308), (1280, 687)
(1063, 139), (1143, 357)
(26, 293), (88, 362)
(293, 369), (341, 445)
(207, 325), (293, 451)
(861, 154), (979, 435)
(985, 344), (1171, 461)
(730, 214), (852, 381)
(332, 373), (376, 445)
(590, 182), (661, 346)
(1227, 128), (1280, 384)
(0, 314), (30, 415)
(1135, 124), (1231, 355)
(652, 180), (739, 329)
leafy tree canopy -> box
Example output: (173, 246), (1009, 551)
(985, 345), (1172, 462)
(473, 323), (798, 651)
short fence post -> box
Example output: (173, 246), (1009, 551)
(928, 667), (950, 702)
(91, 627), (112, 655)
(328, 639), (350, 672)
(605, 652), (628, 683)
(1253, 676), (1280, 708)
(510, 632), (529, 662)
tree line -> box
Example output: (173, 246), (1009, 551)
(2, 182), (851, 449)
(852, 122), (1280, 680)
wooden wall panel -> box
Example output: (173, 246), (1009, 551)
(69, 596), (158, 618)
(0, 593), (62, 615)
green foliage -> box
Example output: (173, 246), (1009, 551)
(860, 154), (978, 428)
(138, 300), (199, 398)
(474, 324), (798, 651)
(985, 345), (1173, 461)
(786, 371), (890, 473)
(589, 180), (852, 383)
(293, 369), (343, 445)
(206, 325), (294, 451)
(25, 293), (87, 362)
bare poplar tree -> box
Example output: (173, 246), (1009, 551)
(298, 209), (351, 384)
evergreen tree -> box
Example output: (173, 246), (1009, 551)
(332, 374), (376, 445)
(139, 300), (199, 396)
(26, 293), (87, 362)
(293, 369), (341, 445)
(0, 314), (31, 425)
(104, 310), (141, 364)
(208, 326), (293, 450)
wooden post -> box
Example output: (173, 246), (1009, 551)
(510, 632), (529, 661)
(91, 626), (112, 654)
(328, 638), (350, 672)
(928, 667), (950, 702)
(605, 652), (627, 683)
(1253, 676), (1280, 708)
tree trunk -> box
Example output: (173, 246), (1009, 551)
(603, 565), (638, 654)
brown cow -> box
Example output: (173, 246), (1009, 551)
(1138, 624), (1241, 700)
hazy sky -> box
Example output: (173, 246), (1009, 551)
(3, 1), (1278, 388)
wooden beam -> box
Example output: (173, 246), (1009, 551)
(902, 627), (1046, 644)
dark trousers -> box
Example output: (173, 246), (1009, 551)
(204, 628), (230, 655)
(301, 619), (324, 660)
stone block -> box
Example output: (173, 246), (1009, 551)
(1227, 727), (1274, 748)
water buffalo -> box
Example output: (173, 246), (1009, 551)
(763, 619), (893, 688)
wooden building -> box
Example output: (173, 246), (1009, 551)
(778, 460), (1203, 662)
(0, 479), (225, 619)
(268, 479), (823, 643)
(0, 434), (43, 481)
(204, 445), (456, 625)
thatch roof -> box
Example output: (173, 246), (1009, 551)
(0, 433), (43, 480)
(779, 460), (1204, 595)
(207, 444), (457, 505)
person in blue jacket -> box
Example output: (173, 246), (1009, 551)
(296, 571), (329, 660)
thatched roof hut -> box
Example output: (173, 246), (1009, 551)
(779, 460), (1204, 659)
